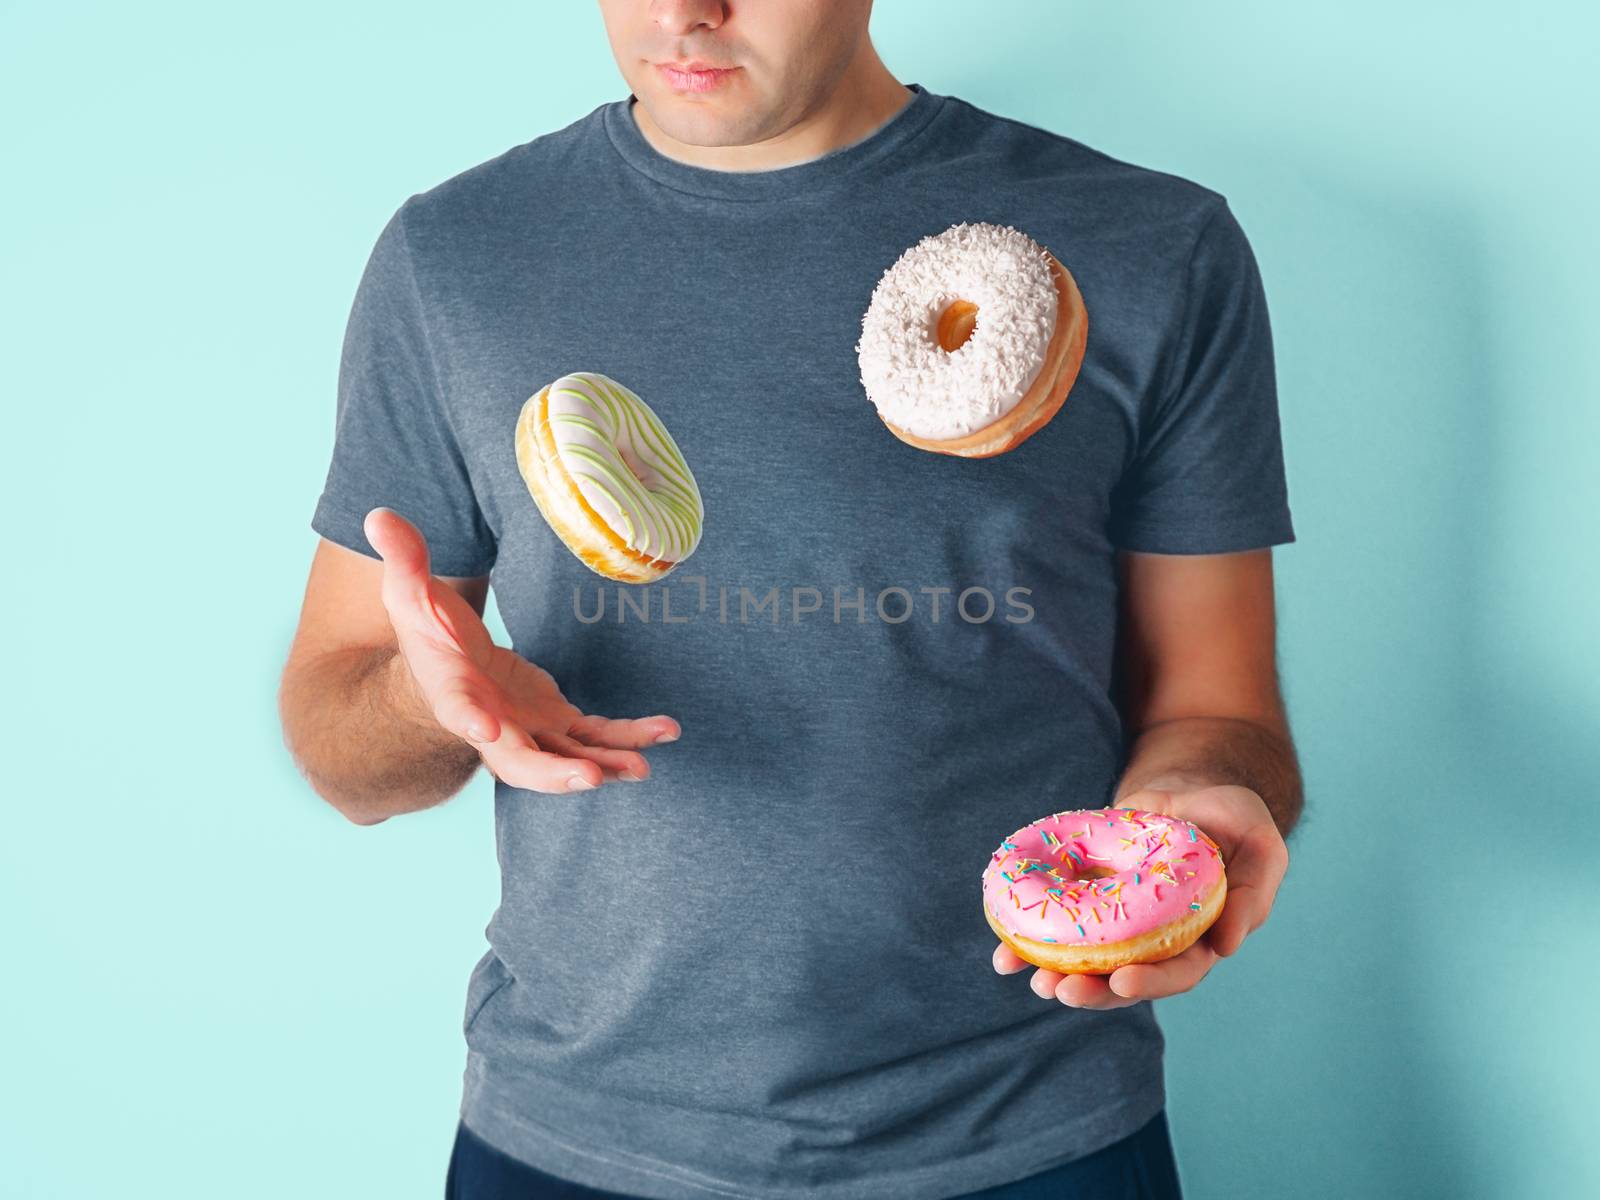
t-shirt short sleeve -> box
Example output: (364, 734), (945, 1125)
(310, 201), (499, 578)
(1107, 200), (1296, 555)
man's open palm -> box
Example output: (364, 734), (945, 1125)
(363, 506), (680, 793)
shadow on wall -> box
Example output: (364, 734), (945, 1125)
(1154, 157), (1597, 1200)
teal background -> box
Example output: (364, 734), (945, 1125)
(4, 2), (1596, 1196)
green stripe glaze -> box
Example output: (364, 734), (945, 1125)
(554, 385), (621, 440)
(602, 375), (694, 483)
(569, 378), (683, 542)
(620, 380), (697, 485)
(650, 489), (695, 542)
(575, 437), (676, 557)
(659, 490), (701, 549)
(562, 443), (666, 554)
(602, 388), (701, 550)
(549, 412), (609, 439)
(654, 489), (693, 549)
(570, 470), (634, 544)
(605, 388), (697, 537)
(553, 384), (666, 547)
(601, 376), (698, 500)
(648, 483), (698, 534)
(571, 374), (625, 439)
(602, 378), (700, 513)
(549, 372), (705, 557)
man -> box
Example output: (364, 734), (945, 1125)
(279, 1), (1302, 1196)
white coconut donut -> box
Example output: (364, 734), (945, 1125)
(514, 371), (704, 583)
(856, 222), (1088, 458)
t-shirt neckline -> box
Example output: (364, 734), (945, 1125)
(602, 82), (947, 201)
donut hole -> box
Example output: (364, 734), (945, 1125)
(1070, 866), (1118, 882)
(936, 299), (980, 353)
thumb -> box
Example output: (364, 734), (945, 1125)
(1111, 788), (1177, 814)
(363, 506), (434, 612)
(363, 507), (480, 657)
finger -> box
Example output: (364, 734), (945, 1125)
(400, 636), (505, 726)
(367, 508), (477, 656)
(1224, 815), (1290, 898)
(431, 679), (502, 745)
(364, 507), (434, 610)
(1212, 831), (1288, 957)
(995, 950), (1138, 1007)
(1048, 970), (1141, 1010)
(992, 943), (1029, 974)
(567, 712), (681, 748)
(536, 729), (650, 782)
(1210, 882), (1275, 957)
(1106, 941), (1218, 1000)
(1112, 788), (1172, 814)
(472, 721), (602, 793)
(1029, 966), (1065, 998)
(423, 582), (480, 654)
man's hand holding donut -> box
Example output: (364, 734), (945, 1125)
(991, 784), (1289, 1008)
(363, 506), (680, 794)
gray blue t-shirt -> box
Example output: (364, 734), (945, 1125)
(311, 81), (1294, 1199)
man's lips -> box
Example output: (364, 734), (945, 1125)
(656, 62), (739, 92)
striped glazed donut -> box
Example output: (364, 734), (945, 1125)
(514, 371), (704, 583)
(856, 222), (1088, 458)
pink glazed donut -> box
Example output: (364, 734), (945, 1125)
(982, 808), (1227, 974)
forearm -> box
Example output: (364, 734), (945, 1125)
(280, 644), (482, 825)
(1113, 715), (1304, 839)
